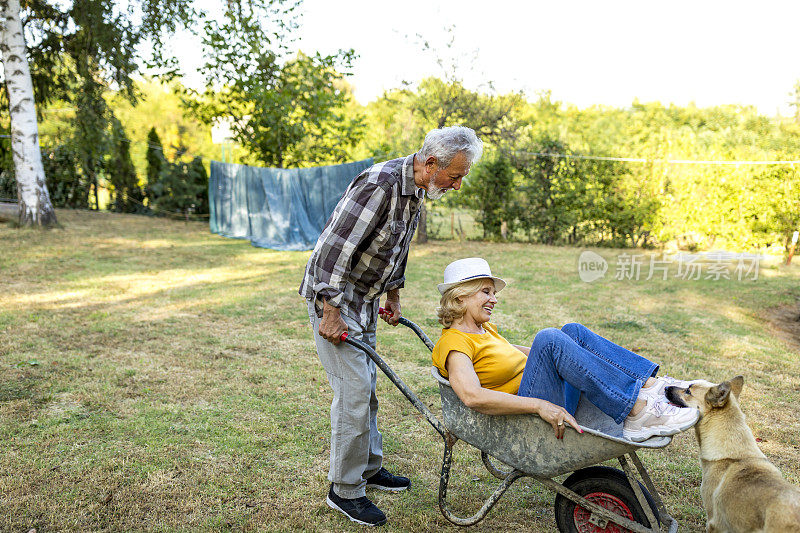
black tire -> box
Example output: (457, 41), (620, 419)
(554, 466), (660, 533)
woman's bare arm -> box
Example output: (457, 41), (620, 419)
(512, 344), (530, 356)
(445, 350), (581, 438)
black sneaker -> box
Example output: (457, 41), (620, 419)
(366, 467), (411, 492)
(326, 485), (387, 527)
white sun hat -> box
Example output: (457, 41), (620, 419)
(437, 257), (507, 295)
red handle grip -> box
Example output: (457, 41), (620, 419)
(340, 332), (348, 342)
(379, 307), (387, 315)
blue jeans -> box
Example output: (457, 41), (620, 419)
(517, 323), (658, 424)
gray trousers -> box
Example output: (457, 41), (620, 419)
(308, 301), (383, 498)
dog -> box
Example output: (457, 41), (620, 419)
(665, 376), (800, 533)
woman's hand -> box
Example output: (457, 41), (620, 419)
(534, 399), (582, 439)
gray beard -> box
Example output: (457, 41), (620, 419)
(426, 184), (447, 200)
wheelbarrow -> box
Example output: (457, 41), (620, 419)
(341, 310), (680, 533)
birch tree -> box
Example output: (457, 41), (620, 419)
(0, 0), (56, 226)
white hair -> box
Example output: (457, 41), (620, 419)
(418, 126), (483, 168)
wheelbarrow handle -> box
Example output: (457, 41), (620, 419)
(378, 307), (436, 351)
(340, 330), (447, 439)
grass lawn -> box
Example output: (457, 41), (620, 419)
(2, 209), (799, 532)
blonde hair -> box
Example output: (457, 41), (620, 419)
(436, 278), (491, 328)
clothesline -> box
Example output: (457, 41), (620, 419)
(511, 151), (800, 166)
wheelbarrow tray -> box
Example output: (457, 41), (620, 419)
(431, 367), (671, 479)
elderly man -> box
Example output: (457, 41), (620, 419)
(299, 126), (482, 526)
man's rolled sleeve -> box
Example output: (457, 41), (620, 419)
(313, 281), (343, 308)
(308, 180), (389, 307)
(385, 277), (404, 292)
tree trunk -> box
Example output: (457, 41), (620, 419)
(0, 0), (56, 226)
(417, 202), (428, 244)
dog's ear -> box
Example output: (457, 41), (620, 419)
(706, 381), (731, 408)
(729, 375), (744, 398)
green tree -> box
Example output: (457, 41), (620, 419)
(41, 144), (87, 208)
(460, 154), (518, 239)
(360, 77), (524, 243)
(107, 117), (144, 213)
(410, 78), (524, 243)
(151, 155), (208, 219)
(239, 52), (364, 167)
(411, 77), (523, 142)
(73, 68), (109, 209)
(189, 158), (209, 215)
(360, 88), (426, 161)
(144, 127), (208, 218)
(13, 0), (199, 107)
(0, 0), (198, 225)
(146, 127), (166, 204)
(185, 1), (362, 168)
(511, 138), (583, 245)
(110, 79), (220, 178)
(592, 162), (661, 248)
(747, 165), (800, 255)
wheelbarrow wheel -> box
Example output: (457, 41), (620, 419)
(554, 466), (659, 533)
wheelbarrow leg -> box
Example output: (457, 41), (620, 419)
(624, 452), (679, 533)
(481, 451), (514, 480)
(438, 432), (524, 526)
(618, 454), (662, 532)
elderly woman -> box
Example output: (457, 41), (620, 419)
(431, 258), (699, 442)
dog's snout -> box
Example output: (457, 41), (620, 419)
(664, 385), (684, 406)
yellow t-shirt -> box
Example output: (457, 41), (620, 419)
(432, 323), (527, 394)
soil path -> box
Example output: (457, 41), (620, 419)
(765, 303), (800, 353)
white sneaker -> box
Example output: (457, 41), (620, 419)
(623, 396), (700, 442)
(640, 375), (699, 399)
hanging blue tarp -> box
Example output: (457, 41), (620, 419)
(209, 158), (374, 251)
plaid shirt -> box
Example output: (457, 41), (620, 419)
(299, 154), (424, 325)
